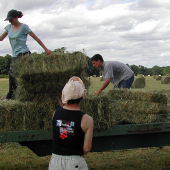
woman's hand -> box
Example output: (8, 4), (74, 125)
(46, 49), (52, 55)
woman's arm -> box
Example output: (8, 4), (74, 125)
(28, 31), (52, 55)
(0, 32), (8, 41)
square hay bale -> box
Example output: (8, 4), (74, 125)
(0, 89), (169, 132)
(13, 52), (87, 81)
(12, 52), (90, 102)
(0, 100), (57, 132)
(80, 95), (115, 129)
(107, 89), (168, 104)
(80, 90), (168, 129)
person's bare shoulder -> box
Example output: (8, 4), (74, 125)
(81, 114), (93, 133)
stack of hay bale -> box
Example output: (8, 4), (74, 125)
(0, 51), (90, 132)
(13, 52), (90, 102)
(0, 52), (169, 131)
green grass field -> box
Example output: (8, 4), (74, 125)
(1, 77), (170, 170)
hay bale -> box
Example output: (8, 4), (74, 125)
(107, 89), (168, 104)
(131, 77), (146, 88)
(0, 100), (57, 132)
(13, 52), (90, 102)
(155, 75), (162, 81)
(13, 52), (87, 79)
(137, 74), (143, 76)
(137, 74), (145, 80)
(161, 77), (170, 84)
(80, 95), (114, 129)
(0, 89), (168, 131)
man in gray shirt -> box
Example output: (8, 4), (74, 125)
(91, 54), (134, 95)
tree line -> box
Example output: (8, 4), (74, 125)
(0, 51), (170, 77)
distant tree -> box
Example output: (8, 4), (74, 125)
(0, 54), (12, 75)
(138, 65), (149, 76)
(151, 65), (163, 75)
(145, 68), (152, 76)
(163, 66), (170, 75)
(130, 64), (139, 76)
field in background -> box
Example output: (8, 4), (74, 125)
(1, 76), (170, 96)
(1, 76), (170, 170)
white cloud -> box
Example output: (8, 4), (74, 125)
(0, 0), (170, 67)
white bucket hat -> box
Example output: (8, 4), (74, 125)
(62, 76), (87, 104)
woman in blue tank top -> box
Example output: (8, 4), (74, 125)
(0, 9), (52, 100)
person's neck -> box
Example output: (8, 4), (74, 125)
(12, 21), (21, 27)
(63, 103), (80, 110)
(100, 62), (104, 69)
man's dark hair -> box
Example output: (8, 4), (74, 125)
(67, 97), (82, 104)
(91, 54), (104, 62)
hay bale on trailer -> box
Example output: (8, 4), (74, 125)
(0, 90), (168, 131)
(107, 89), (167, 104)
(0, 51), (169, 131)
(131, 77), (146, 88)
(13, 52), (90, 102)
(80, 90), (168, 128)
(0, 100), (56, 132)
(161, 77), (170, 84)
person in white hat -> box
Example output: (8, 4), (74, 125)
(48, 76), (93, 170)
(0, 9), (52, 100)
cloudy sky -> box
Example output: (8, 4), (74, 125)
(0, 0), (170, 68)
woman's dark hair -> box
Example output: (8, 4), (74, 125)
(67, 97), (82, 104)
(91, 54), (104, 62)
(17, 11), (23, 18)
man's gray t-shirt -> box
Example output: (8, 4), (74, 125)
(102, 61), (134, 86)
(5, 24), (32, 57)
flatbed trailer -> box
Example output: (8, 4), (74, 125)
(1, 122), (170, 156)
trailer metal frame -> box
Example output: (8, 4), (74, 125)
(1, 122), (170, 156)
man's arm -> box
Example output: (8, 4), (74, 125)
(94, 78), (110, 95)
(81, 114), (93, 155)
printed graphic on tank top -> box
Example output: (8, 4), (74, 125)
(56, 120), (75, 139)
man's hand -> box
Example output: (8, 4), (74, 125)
(94, 90), (100, 95)
(93, 78), (110, 95)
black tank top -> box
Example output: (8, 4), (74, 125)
(52, 107), (85, 156)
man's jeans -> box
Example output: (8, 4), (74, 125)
(114, 74), (134, 89)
